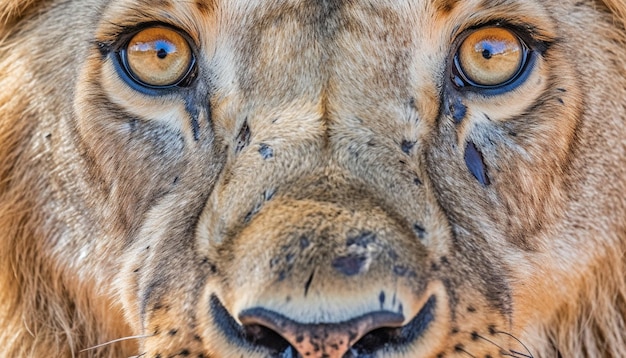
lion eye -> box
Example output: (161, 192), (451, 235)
(121, 27), (194, 88)
(455, 27), (525, 88)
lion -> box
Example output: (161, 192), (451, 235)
(1, 0), (625, 357)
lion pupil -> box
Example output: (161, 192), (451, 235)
(482, 48), (492, 59)
(157, 48), (168, 59)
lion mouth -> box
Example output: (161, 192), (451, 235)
(210, 294), (437, 357)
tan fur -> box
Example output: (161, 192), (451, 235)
(0, 0), (625, 357)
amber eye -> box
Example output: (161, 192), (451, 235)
(122, 27), (194, 88)
(456, 27), (525, 87)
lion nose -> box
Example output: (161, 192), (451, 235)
(239, 308), (405, 358)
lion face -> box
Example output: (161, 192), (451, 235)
(1, 0), (625, 357)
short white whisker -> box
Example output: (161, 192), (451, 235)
(79, 335), (152, 353)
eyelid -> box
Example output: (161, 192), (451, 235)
(110, 24), (199, 94)
(448, 24), (538, 95)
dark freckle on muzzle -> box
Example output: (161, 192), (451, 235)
(299, 235), (310, 249)
(401, 139), (416, 154)
(258, 143), (274, 159)
(332, 253), (368, 276)
(346, 230), (376, 248)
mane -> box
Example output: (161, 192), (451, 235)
(0, 36), (84, 357)
(537, 246), (626, 357)
(602, 0), (626, 29)
(0, 2), (130, 355)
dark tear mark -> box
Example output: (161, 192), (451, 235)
(464, 141), (490, 186)
(304, 270), (315, 297)
(191, 117), (200, 141)
(332, 254), (367, 276)
(184, 98), (201, 141)
(235, 120), (251, 153)
(184, 96), (204, 141)
(401, 140), (416, 154)
(259, 143), (274, 159)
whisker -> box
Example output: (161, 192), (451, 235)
(476, 333), (530, 358)
(475, 333), (507, 352)
(456, 345), (478, 358)
(79, 335), (153, 353)
(493, 330), (534, 358)
(509, 349), (533, 358)
(502, 352), (532, 358)
(22, 317), (35, 338)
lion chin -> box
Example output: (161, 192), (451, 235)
(1, 0), (625, 357)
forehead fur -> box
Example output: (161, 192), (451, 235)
(2, 0), (626, 26)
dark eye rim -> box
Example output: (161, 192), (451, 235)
(449, 24), (536, 96)
(112, 23), (198, 93)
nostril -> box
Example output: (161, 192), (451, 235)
(242, 323), (291, 354)
(351, 326), (403, 355)
(210, 294), (437, 357)
(239, 308), (407, 358)
(352, 294), (437, 355)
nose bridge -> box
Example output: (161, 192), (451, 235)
(202, 7), (443, 264)
(197, 5), (454, 353)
